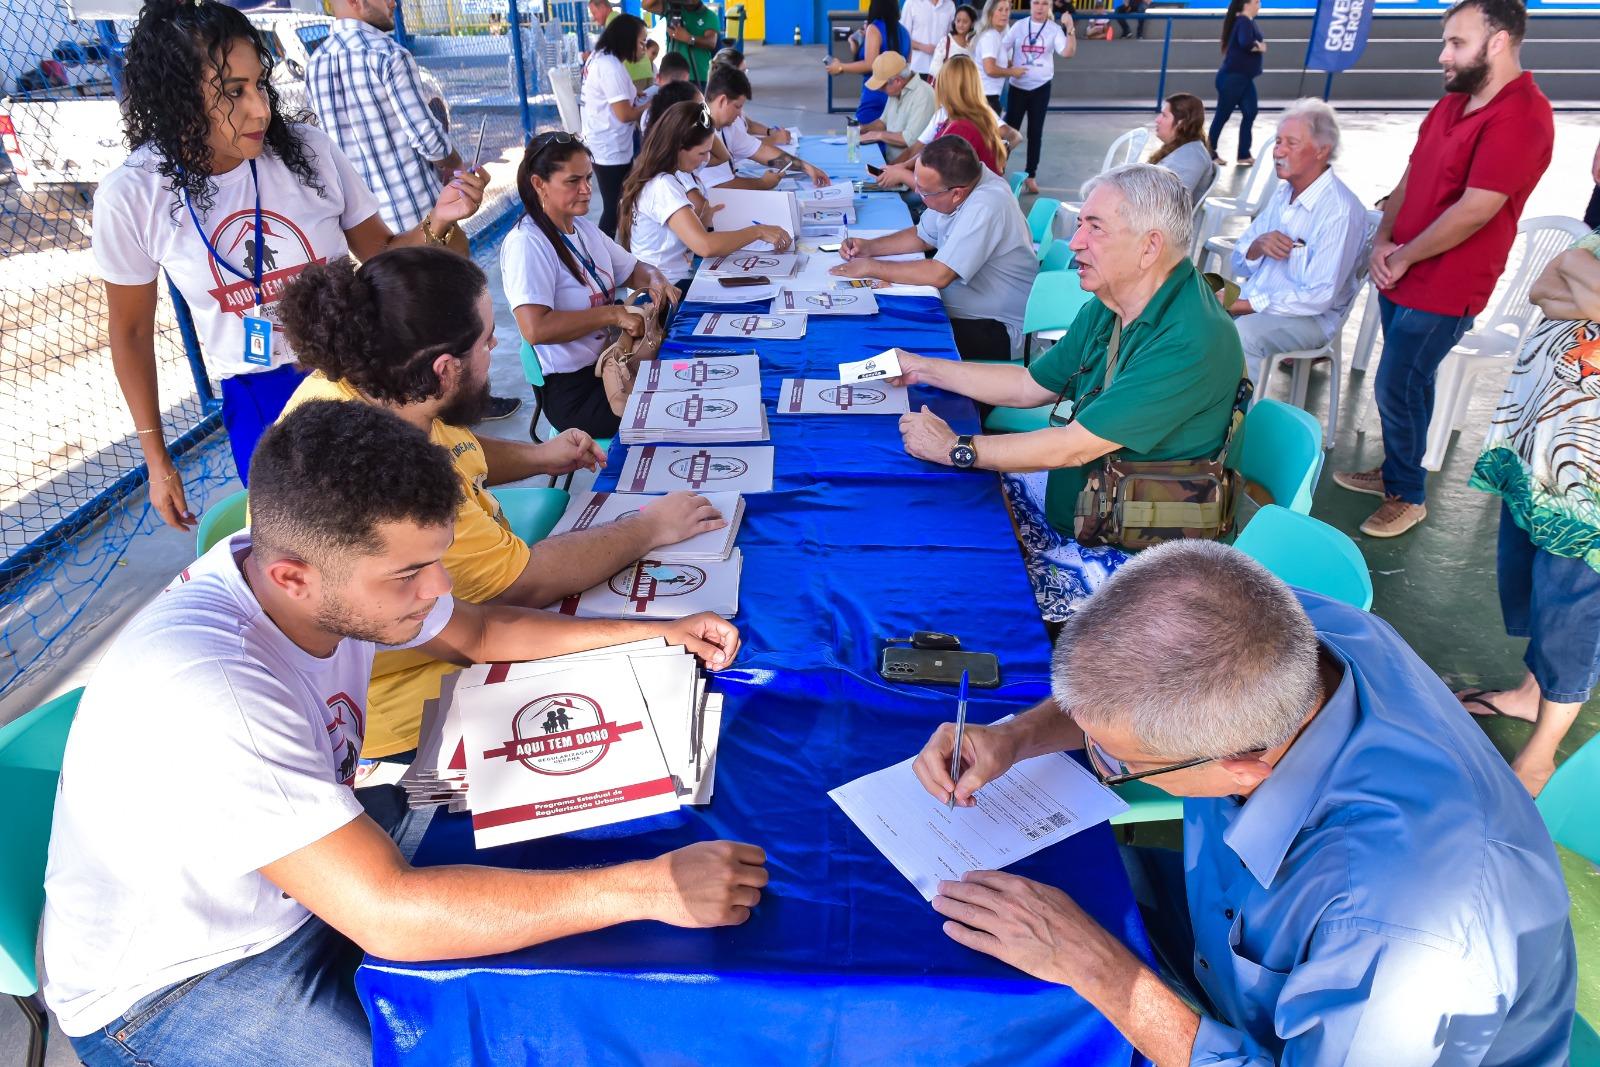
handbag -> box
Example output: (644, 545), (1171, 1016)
(1073, 318), (1252, 551)
(595, 290), (672, 416)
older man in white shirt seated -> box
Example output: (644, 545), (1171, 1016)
(1225, 98), (1369, 382)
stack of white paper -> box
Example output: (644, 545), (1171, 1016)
(401, 640), (727, 846)
(618, 444), (776, 494)
(556, 550), (742, 619)
(619, 384), (770, 445)
(684, 272), (780, 304)
(706, 187), (802, 251)
(777, 377), (912, 415)
(689, 311), (807, 341)
(699, 252), (802, 278)
(549, 489), (744, 562)
(771, 286), (878, 317)
(635, 354), (761, 392)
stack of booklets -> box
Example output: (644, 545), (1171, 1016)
(399, 639), (725, 847)
(617, 443), (776, 494)
(796, 185), (856, 226)
(699, 252), (802, 277)
(619, 384), (770, 445)
(778, 377), (912, 415)
(772, 285), (879, 317)
(548, 489), (744, 562)
(556, 551), (743, 619)
(688, 311), (807, 341)
(635, 354), (760, 393)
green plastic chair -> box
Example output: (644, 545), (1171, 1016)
(1231, 398), (1323, 515)
(0, 687), (84, 1067)
(195, 487), (250, 555)
(1039, 241), (1075, 274)
(1007, 171), (1026, 198)
(1234, 505), (1374, 611)
(1027, 197), (1061, 247)
(497, 486), (572, 545)
(1537, 731), (1600, 1063)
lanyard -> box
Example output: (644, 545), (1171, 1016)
(1024, 17), (1048, 53)
(184, 159), (264, 306)
(557, 228), (612, 297)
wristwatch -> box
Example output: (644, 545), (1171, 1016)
(949, 434), (977, 469)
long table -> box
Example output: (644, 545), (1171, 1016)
(356, 142), (1152, 1067)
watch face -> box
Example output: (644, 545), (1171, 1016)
(951, 445), (977, 469)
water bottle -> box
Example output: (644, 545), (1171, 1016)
(846, 117), (860, 163)
(793, 26), (802, 45)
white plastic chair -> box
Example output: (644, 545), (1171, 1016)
(1195, 156), (1281, 274)
(1417, 215), (1592, 469)
(1185, 164), (1222, 258)
(1100, 127), (1151, 173)
(551, 64), (582, 134)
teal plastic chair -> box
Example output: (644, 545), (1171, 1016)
(1026, 197), (1061, 247)
(981, 273), (1095, 427)
(0, 687), (84, 1067)
(1234, 505), (1374, 610)
(1537, 731), (1600, 1063)
(1231, 398), (1324, 515)
(1007, 171), (1026, 198)
(497, 486), (572, 545)
(520, 339), (613, 488)
(195, 487), (249, 555)
(1039, 241), (1075, 274)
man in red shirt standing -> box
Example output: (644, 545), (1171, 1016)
(1333, 0), (1552, 537)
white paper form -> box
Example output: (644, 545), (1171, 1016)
(777, 378), (910, 415)
(684, 272), (780, 304)
(829, 750), (1130, 900)
(822, 228), (941, 297)
(705, 187), (802, 250)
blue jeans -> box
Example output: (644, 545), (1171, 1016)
(219, 363), (307, 484)
(1373, 294), (1473, 504)
(1497, 505), (1600, 703)
(69, 916), (370, 1067)
(1209, 72), (1258, 160)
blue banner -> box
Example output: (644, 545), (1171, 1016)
(1304, 0), (1376, 73)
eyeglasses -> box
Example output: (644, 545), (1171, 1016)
(528, 130), (584, 160)
(1082, 731), (1220, 786)
(1045, 361), (1104, 428)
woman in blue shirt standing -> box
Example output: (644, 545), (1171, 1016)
(824, 0), (911, 125)
(1208, 0), (1266, 166)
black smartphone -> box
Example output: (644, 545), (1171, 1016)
(879, 647), (1001, 688)
(717, 275), (772, 288)
(866, 163), (883, 177)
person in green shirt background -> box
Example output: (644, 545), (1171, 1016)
(644, 0), (720, 84)
(886, 163), (1244, 621)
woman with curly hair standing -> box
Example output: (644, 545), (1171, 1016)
(94, 0), (486, 529)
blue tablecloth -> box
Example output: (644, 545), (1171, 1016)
(357, 146), (1151, 1067)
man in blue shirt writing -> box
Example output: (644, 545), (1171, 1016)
(911, 540), (1575, 1065)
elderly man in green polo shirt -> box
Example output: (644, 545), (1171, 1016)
(890, 163), (1245, 620)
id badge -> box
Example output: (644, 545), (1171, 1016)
(243, 308), (274, 367)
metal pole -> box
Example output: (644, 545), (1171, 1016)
(1154, 16), (1172, 110)
(1323, 70), (1334, 101)
(507, 0), (534, 137)
(393, 0), (413, 50)
(165, 275), (216, 412)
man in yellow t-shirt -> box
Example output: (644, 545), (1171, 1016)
(279, 374), (726, 757)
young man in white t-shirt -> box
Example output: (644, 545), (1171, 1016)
(699, 65), (831, 190)
(902, 0), (956, 78)
(42, 400), (765, 1067)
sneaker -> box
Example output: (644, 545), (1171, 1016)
(482, 394), (523, 421)
(1238, 156), (1255, 166)
(1360, 496), (1427, 538)
(1332, 467), (1385, 498)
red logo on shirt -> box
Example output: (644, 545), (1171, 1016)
(325, 691), (367, 785)
(203, 209), (325, 317)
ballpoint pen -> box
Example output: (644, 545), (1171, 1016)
(948, 669), (969, 809)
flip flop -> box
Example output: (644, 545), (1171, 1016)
(1455, 687), (1512, 718)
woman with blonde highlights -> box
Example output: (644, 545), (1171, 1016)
(874, 54), (1007, 189)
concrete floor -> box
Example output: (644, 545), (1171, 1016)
(5, 40), (1600, 1062)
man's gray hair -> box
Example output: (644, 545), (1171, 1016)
(1279, 97), (1341, 160)
(1080, 163), (1194, 258)
(1051, 541), (1323, 760)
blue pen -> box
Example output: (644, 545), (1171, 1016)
(948, 670), (970, 809)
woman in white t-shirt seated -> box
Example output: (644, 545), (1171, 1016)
(581, 12), (649, 238)
(94, 0), (485, 532)
(617, 102), (792, 285)
(502, 131), (682, 438)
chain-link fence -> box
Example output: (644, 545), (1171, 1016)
(0, 0), (585, 697)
